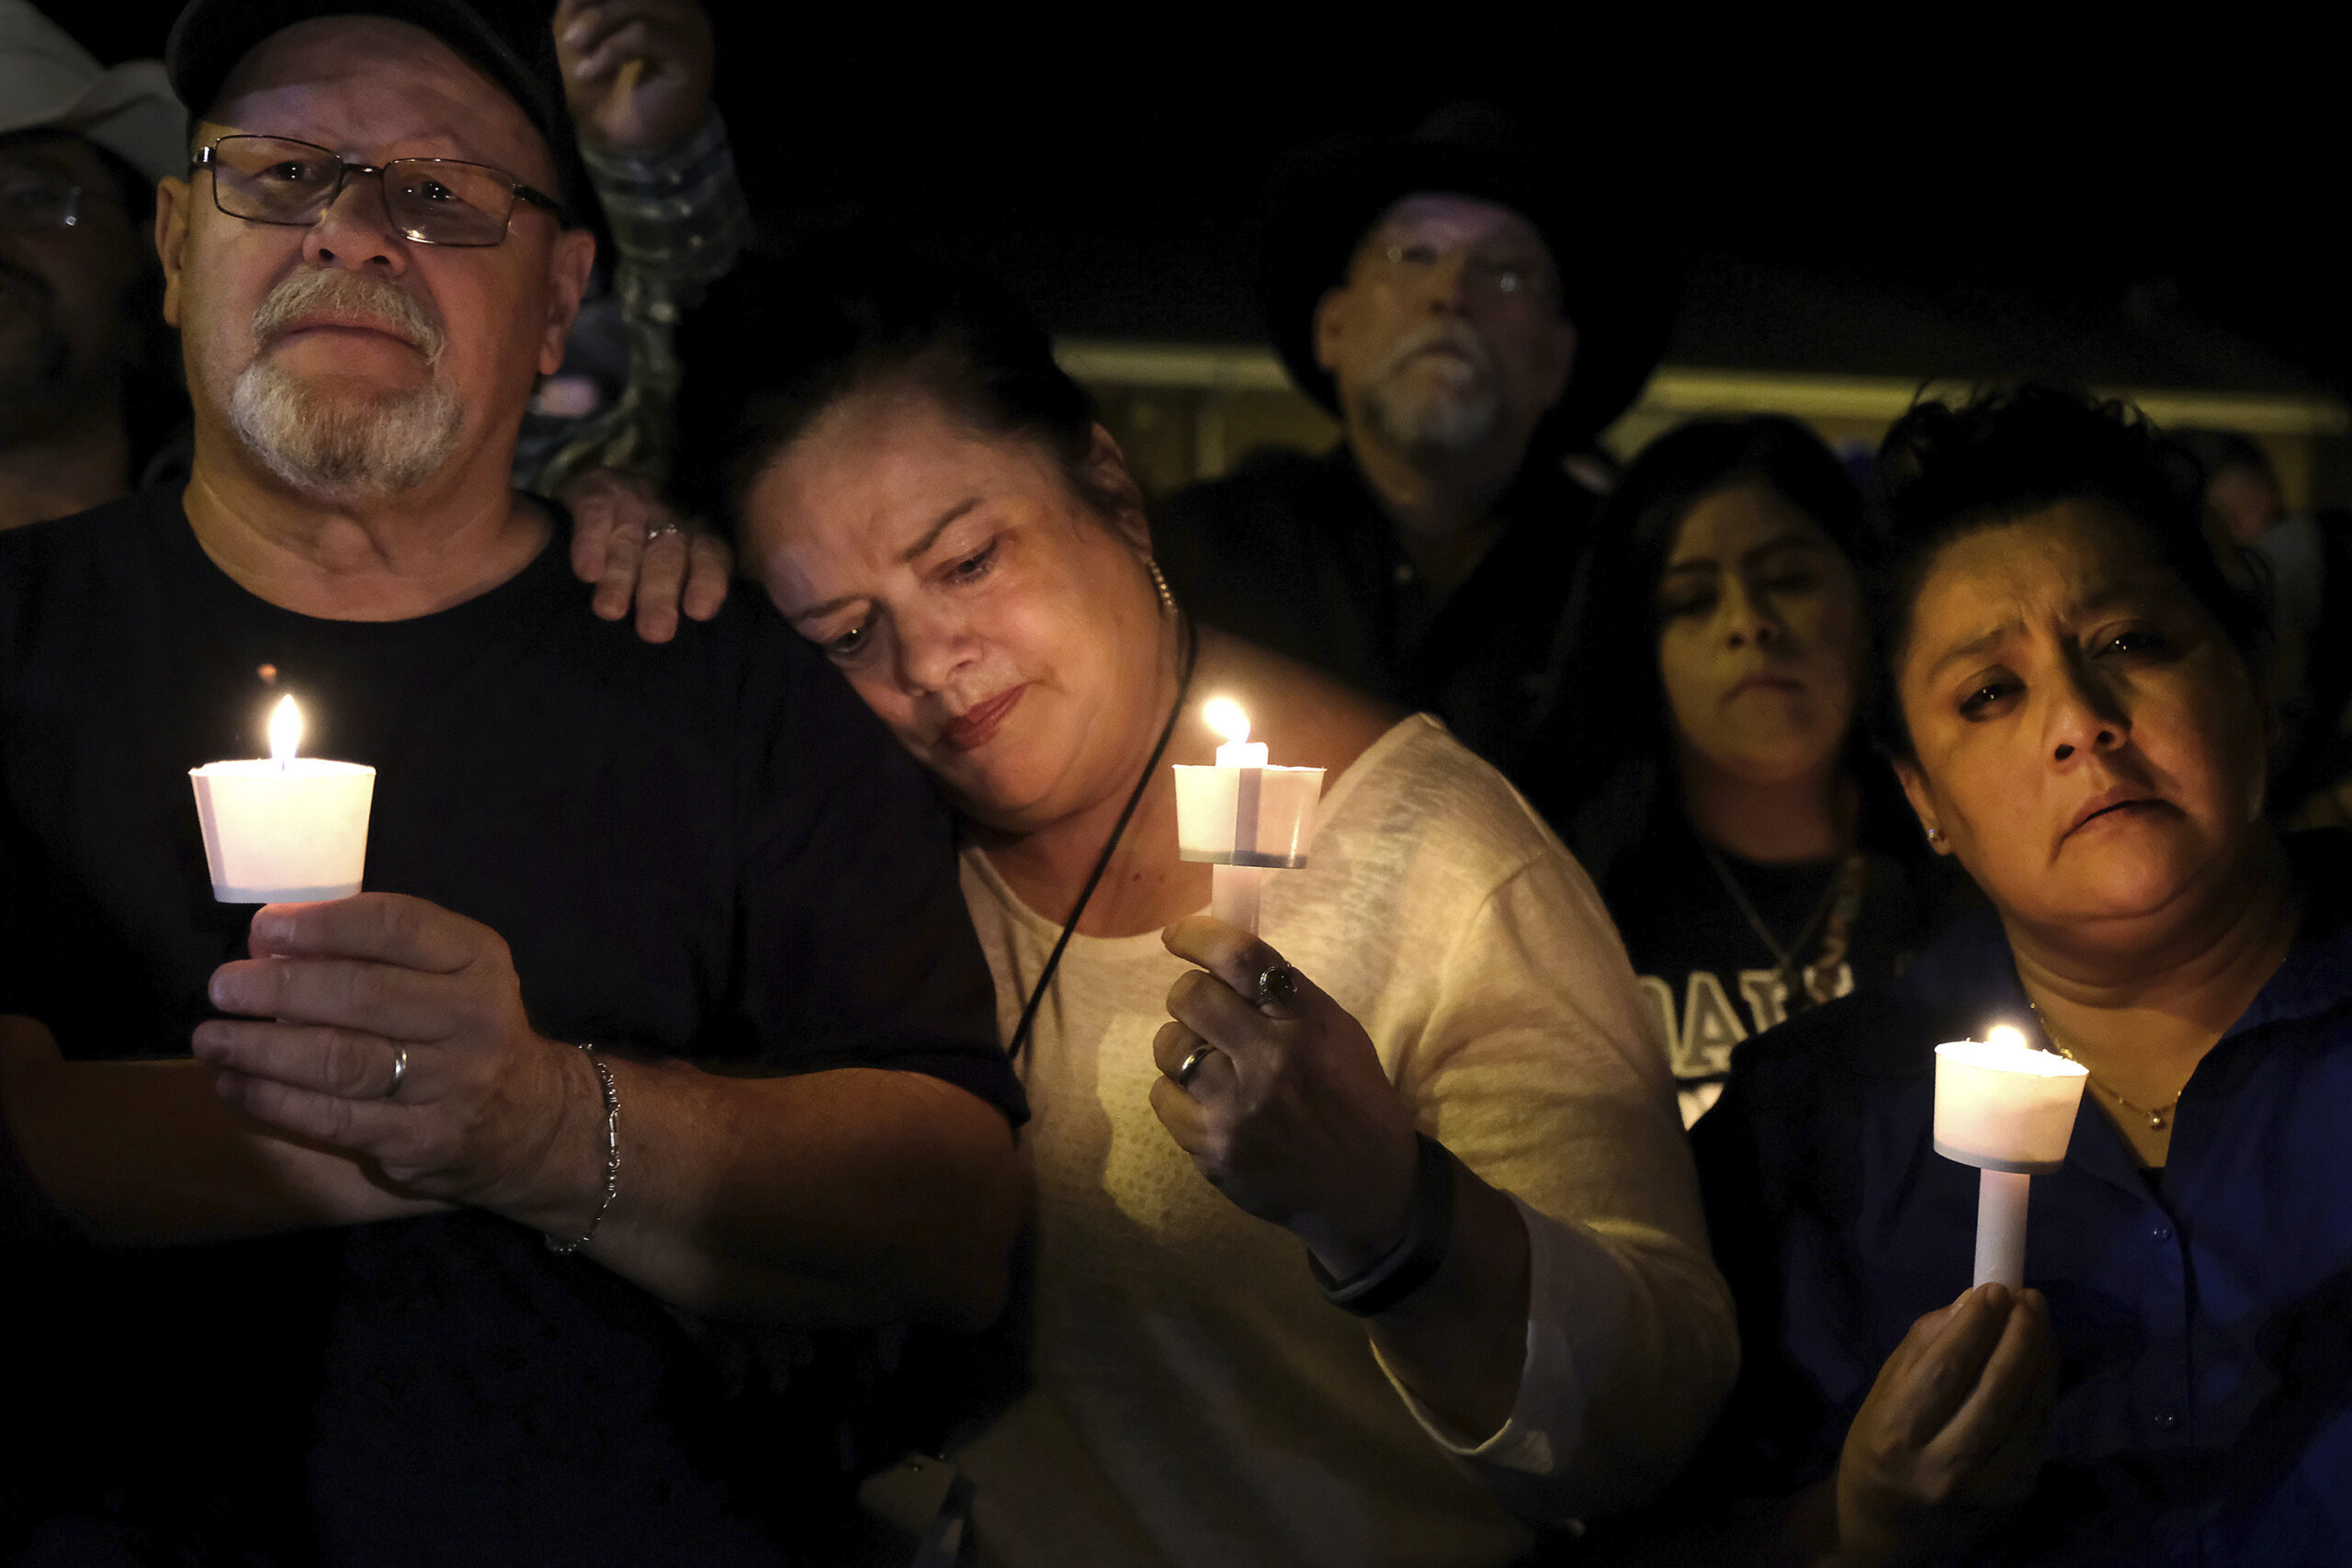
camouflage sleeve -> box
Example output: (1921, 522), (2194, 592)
(516, 112), (751, 496)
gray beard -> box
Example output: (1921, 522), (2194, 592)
(1362, 376), (1502, 463)
(227, 357), (463, 500)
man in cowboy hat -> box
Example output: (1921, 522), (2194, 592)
(0, 0), (187, 528)
(1155, 105), (1674, 822)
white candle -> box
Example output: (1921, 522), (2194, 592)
(189, 695), (377, 904)
(1932, 1024), (2089, 1287)
(1171, 698), (1323, 933)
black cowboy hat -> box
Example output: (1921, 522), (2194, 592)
(1256, 102), (1679, 455)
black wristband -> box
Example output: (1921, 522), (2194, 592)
(1306, 1133), (1458, 1317)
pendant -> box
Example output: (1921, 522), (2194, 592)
(2149, 1110), (2167, 1130)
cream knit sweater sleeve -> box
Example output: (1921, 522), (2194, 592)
(1352, 735), (1739, 1526)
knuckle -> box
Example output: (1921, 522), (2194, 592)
(313, 1092), (357, 1145)
(343, 964), (389, 1015)
(325, 1032), (375, 1095)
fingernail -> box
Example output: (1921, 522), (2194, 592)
(252, 908), (290, 943)
(209, 970), (249, 1010)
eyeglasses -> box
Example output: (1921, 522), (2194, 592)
(1374, 242), (1554, 303)
(0, 169), (85, 233)
(193, 134), (566, 248)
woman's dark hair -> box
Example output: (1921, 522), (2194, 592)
(1868, 385), (2267, 761)
(1580, 414), (1878, 764)
(673, 242), (1125, 532)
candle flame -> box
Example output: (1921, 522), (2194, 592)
(1986, 1023), (2031, 1054)
(268, 694), (302, 765)
(1203, 696), (1250, 747)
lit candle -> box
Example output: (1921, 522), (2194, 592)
(189, 695), (377, 904)
(1171, 697), (1324, 932)
(1933, 1024), (2089, 1288)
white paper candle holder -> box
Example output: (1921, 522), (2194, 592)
(1933, 1033), (2088, 1288)
(1170, 697), (1325, 933)
(190, 761), (376, 903)
(1172, 764), (1325, 869)
(189, 697), (375, 904)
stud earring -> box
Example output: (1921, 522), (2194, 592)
(1925, 826), (1944, 846)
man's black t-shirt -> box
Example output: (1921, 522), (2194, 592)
(0, 488), (1023, 1564)
(1153, 446), (1604, 822)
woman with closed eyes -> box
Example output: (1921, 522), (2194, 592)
(678, 250), (1736, 1568)
(1566, 417), (1959, 1126)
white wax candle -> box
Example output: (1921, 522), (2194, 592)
(1933, 1024), (2089, 1288)
(189, 695), (376, 904)
(1215, 699), (1266, 925)
(1170, 698), (1323, 933)
(1973, 1168), (2032, 1288)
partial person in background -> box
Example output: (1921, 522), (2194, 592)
(1696, 388), (2351, 1566)
(2174, 426), (2352, 824)
(1153, 105), (1677, 828)
(542, 0), (743, 640)
(1567, 417), (1962, 1124)
(695, 249), (1736, 1568)
(0, 0), (184, 528)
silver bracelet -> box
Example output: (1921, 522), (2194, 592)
(545, 1043), (620, 1255)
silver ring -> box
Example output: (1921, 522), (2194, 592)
(642, 519), (684, 545)
(1176, 1043), (1216, 1087)
(385, 1045), (407, 1100)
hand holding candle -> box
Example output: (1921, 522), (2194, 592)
(1172, 698), (1324, 932)
(1933, 1024), (2088, 1288)
(189, 695), (376, 904)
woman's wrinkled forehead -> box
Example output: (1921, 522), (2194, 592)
(751, 389), (1056, 559)
(1901, 502), (2188, 665)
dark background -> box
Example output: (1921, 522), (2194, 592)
(59, 4), (2348, 396)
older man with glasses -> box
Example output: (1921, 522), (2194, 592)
(1154, 107), (1678, 840)
(0, 2), (1025, 1562)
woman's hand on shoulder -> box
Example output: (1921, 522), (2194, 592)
(1148, 916), (1419, 1274)
(560, 468), (732, 644)
(1827, 1282), (2055, 1567)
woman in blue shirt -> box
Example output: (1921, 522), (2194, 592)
(1692, 386), (2351, 1566)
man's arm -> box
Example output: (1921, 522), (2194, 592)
(4, 982), (1021, 1328)
(0, 1014), (447, 1245)
(187, 895), (1023, 1329)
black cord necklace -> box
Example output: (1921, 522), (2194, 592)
(1006, 612), (1198, 1063)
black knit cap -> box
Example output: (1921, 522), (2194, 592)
(164, 0), (582, 207)
(1256, 103), (1679, 455)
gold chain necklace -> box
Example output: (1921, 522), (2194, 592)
(2027, 999), (2181, 1131)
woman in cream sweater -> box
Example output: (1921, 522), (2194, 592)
(696, 251), (1736, 1567)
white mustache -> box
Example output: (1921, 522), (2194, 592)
(1374, 323), (1495, 381)
(250, 269), (447, 363)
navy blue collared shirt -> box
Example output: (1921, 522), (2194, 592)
(1693, 830), (2352, 1566)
